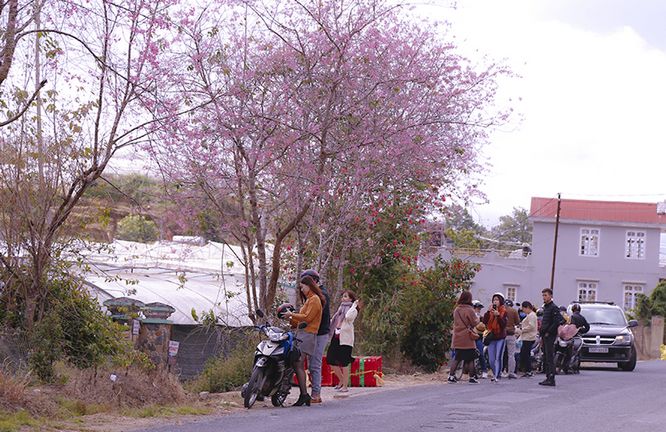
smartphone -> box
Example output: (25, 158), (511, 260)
(493, 304), (497, 310)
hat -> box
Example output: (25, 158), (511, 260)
(505, 299), (514, 307)
(300, 269), (320, 282)
(475, 322), (486, 332)
(492, 292), (505, 305)
(472, 300), (484, 309)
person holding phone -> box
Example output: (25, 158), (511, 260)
(482, 293), (508, 382)
(284, 275), (324, 406)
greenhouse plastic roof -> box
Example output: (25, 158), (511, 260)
(79, 240), (261, 326)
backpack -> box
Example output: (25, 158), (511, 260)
(557, 323), (578, 341)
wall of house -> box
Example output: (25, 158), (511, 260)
(421, 219), (666, 311)
(531, 220), (664, 308)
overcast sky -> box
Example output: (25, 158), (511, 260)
(424, 0), (666, 227)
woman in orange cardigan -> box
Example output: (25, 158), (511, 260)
(284, 275), (324, 406)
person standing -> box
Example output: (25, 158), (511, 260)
(327, 290), (359, 392)
(539, 288), (563, 387)
(448, 291), (481, 384)
(482, 293), (508, 382)
(299, 269), (330, 404)
(504, 299), (520, 379)
(472, 301), (488, 379)
(518, 301), (538, 377)
(284, 275), (324, 406)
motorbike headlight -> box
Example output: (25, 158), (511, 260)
(614, 335), (632, 345)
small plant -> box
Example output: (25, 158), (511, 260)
(186, 339), (256, 393)
(116, 215), (159, 243)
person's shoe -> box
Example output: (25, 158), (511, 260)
(508, 373), (518, 379)
(292, 394), (311, 406)
(490, 377), (497, 383)
(538, 379), (555, 387)
(521, 372), (533, 378)
(338, 388), (349, 393)
(334, 384), (342, 390)
(310, 396), (323, 404)
(469, 378), (479, 384)
(481, 372), (488, 379)
(256, 395), (264, 401)
(447, 375), (458, 384)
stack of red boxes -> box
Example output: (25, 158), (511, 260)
(292, 356), (334, 386)
(332, 356), (383, 387)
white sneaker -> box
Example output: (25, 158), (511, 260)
(481, 372), (488, 379)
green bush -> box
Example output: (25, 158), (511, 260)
(28, 276), (129, 381)
(356, 257), (478, 372)
(399, 258), (478, 372)
(116, 215), (159, 243)
(187, 339), (256, 393)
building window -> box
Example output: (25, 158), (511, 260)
(505, 286), (518, 302)
(625, 231), (646, 260)
(577, 281), (597, 302)
(579, 228), (600, 257)
(623, 284), (644, 310)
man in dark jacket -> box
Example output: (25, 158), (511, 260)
(539, 288), (563, 386)
(300, 269), (330, 404)
(561, 303), (590, 373)
(570, 303), (590, 334)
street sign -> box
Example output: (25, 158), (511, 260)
(132, 319), (140, 336)
(168, 340), (180, 357)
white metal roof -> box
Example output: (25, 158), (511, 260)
(78, 240), (260, 326)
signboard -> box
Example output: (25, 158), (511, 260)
(168, 340), (180, 357)
(132, 319), (140, 336)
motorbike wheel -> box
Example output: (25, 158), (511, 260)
(271, 391), (288, 407)
(571, 357), (581, 374)
(244, 368), (265, 409)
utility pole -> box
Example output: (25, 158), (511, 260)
(549, 193), (562, 292)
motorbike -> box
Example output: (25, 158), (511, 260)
(241, 310), (306, 409)
(554, 333), (583, 374)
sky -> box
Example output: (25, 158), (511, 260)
(420, 0), (666, 227)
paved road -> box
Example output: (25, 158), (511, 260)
(138, 361), (666, 432)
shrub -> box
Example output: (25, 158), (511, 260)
(187, 339), (256, 393)
(116, 215), (159, 243)
(357, 257), (478, 372)
(399, 258), (478, 372)
(28, 276), (129, 382)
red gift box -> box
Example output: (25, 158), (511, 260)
(292, 356), (334, 386)
(332, 356), (383, 387)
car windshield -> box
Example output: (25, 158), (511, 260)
(581, 308), (627, 326)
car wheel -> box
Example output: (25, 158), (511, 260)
(618, 348), (637, 372)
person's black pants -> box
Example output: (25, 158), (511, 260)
(520, 340), (535, 373)
(542, 335), (556, 380)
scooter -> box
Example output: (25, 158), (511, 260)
(241, 310), (306, 409)
(554, 333), (583, 374)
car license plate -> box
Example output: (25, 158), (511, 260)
(589, 347), (608, 353)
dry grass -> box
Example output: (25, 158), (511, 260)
(64, 366), (189, 408)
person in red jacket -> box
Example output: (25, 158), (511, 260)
(482, 293), (508, 382)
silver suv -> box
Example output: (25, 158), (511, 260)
(568, 302), (638, 371)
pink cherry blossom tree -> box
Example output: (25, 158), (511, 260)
(149, 0), (510, 313)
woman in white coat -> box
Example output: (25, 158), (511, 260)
(327, 290), (359, 392)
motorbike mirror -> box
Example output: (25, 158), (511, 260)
(627, 319), (638, 328)
(298, 322), (308, 330)
(255, 309), (265, 318)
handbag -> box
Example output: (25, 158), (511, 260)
(483, 330), (496, 346)
(456, 309), (480, 341)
